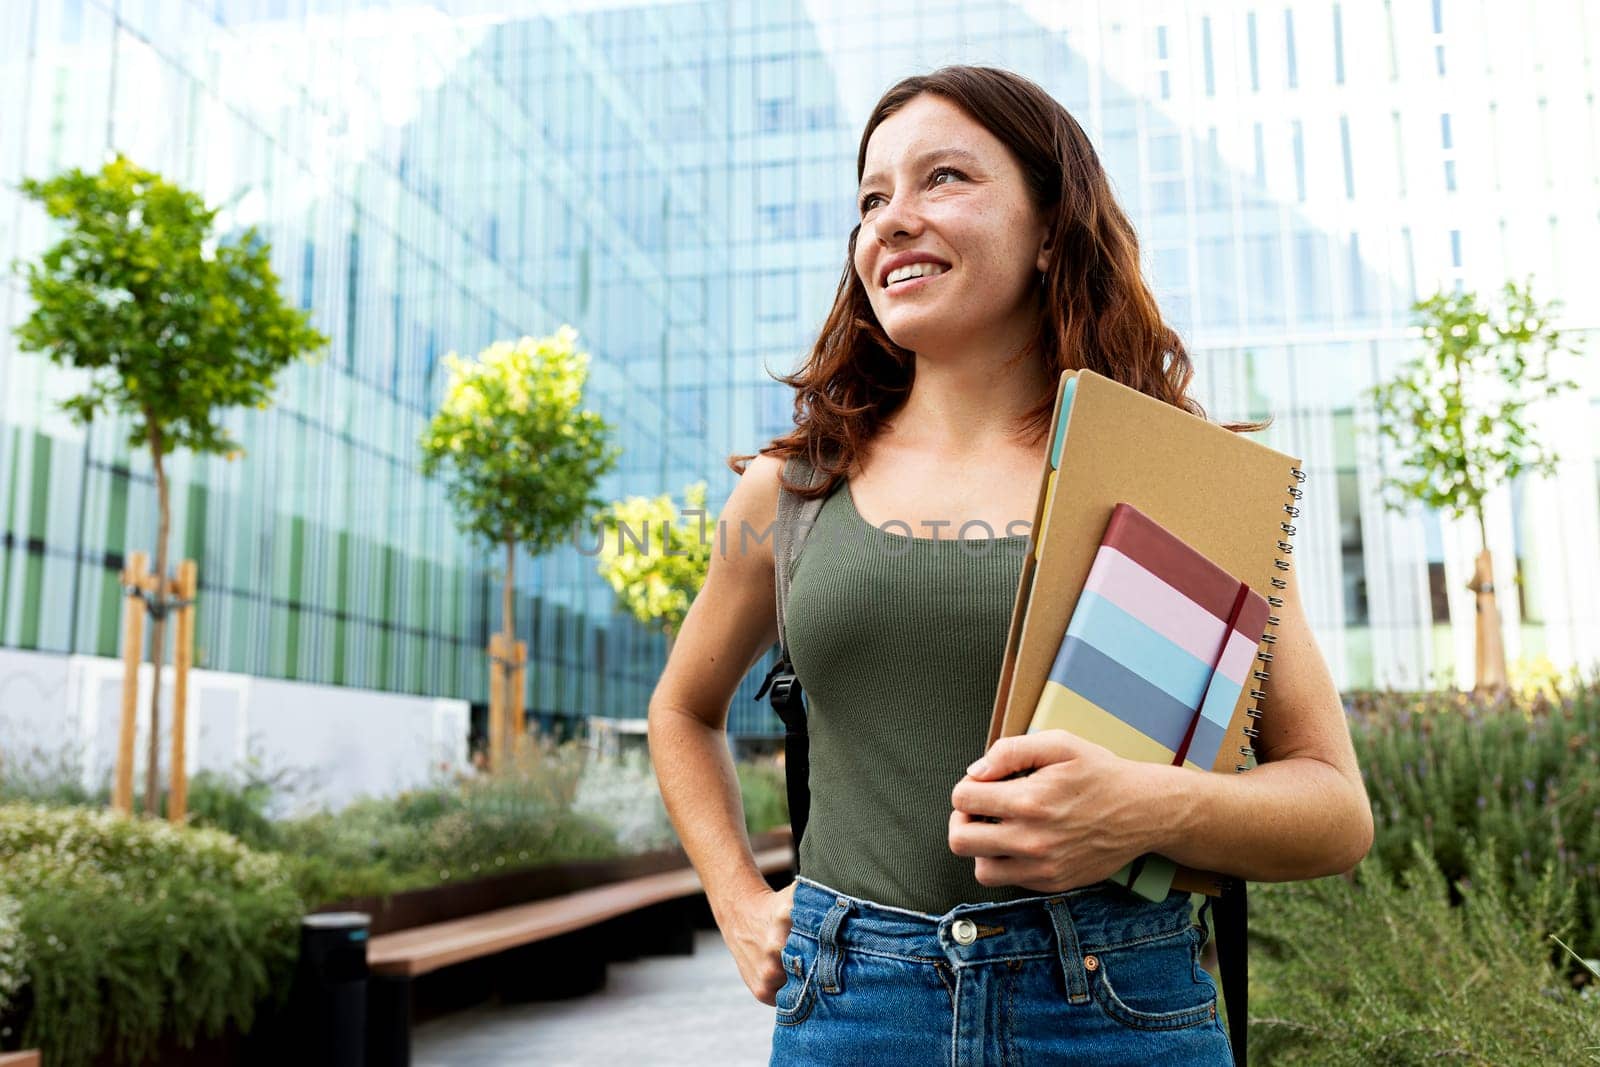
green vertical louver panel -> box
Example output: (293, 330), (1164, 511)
(185, 481), (208, 563)
(18, 434), (52, 648)
(285, 515), (305, 677)
(0, 427), (21, 641)
(332, 529), (349, 685)
(378, 544), (395, 688)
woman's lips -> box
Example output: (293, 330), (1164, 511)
(884, 268), (948, 295)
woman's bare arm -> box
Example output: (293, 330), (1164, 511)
(648, 452), (786, 918)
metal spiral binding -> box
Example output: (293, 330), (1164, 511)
(1236, 464), (1306, 772)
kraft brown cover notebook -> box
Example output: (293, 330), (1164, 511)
(987, 368), (1305, 897)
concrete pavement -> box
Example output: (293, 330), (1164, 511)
(411, 928), (776, 1066)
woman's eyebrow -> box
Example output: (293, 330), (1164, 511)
(858, 147), (984, 195)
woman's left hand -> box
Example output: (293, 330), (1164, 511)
(948, 729), (1163, 893)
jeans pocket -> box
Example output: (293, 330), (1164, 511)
(1087, 924), (1218, 1032)
(775, 933), (820, 1026)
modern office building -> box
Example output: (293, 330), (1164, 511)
(0, 0), (1595, 754)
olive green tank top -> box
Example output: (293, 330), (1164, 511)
(784, 474), (1040, 916)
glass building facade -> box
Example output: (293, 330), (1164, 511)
(1, 0), (1596, 741)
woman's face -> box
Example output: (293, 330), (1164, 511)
(853, 93), (1052, 358)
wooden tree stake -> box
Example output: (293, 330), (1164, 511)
(1471, 548), (1509, 697)
(114, 551), (150, 815)
(511, 640), (527, 763)
(488, 633), (507, 774)
(168, 560), (197, 823)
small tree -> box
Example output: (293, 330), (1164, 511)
(593, 481), (715, 656)
(12, 154), (328, 815)
(1367, 277), (1583, 696)
(420, 328), (619, 771)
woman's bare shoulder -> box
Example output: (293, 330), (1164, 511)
(720, 452), (787, 565)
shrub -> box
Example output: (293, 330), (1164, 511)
(0, 742), (103, 810)
(0, 803), (301, 1067)
(274, 739), (627, 904)
(1348, 679), (1600, 966)
(736, 758), (789, 836)
(571, 748), (678, 853)
(0, 894), (23, 1020)
(169, 770), (280, 852)
(1250, 840), (1600, 1064)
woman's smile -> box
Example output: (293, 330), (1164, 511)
(885, 266), (949, 295)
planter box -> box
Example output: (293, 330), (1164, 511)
(312, 824), (794, 936)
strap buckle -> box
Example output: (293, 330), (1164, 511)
(754, 654), (807, 731)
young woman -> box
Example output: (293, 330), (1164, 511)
(649, 65), (1373, 1065)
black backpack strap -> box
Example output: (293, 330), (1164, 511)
(753, 452), (826, 859)
(1212, 876), (1248, 1065)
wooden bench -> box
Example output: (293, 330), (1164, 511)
(365, 841), (795, 1065)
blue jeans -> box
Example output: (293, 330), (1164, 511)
(770, 875), (1234, 1066)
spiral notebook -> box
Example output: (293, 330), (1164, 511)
(1030, 502), (1271, 900)
(987, 368), (1305, 897)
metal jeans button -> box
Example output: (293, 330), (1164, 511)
(951, 919), (978, 945)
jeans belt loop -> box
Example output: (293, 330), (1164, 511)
(1045, 896), (1091, 1004)
(817, 896), (851, 994)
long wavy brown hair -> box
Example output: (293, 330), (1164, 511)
(727, 65), (1267, 498)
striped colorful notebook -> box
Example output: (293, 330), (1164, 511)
(1028, 502), (1270, 901)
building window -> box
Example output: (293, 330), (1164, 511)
(1337, 468), (1370, 626)
(1450, 230), (1463, 268)
(1284, 8), (1298, 89)
(1333, 5), (1346, 84)
(1247, 11), (1260, 92)
(1511, 476), (1543, 624)
(1292, 120), (1306, 201)
(756, 272), (795, 322)
(1340, 115), (1355, 198)
(1423, 508), (1450, 623)
(759, 98), (793, 133)
(1155, 26), (1171, 99)
(1347, 233), (1366, 317)
(1384, 0), (1399, 81)
(1392, 111), (1407, 196)
(1202, 17), (1216, 96)
(758, 204), (796, 241)
(760, 384), (793, 435)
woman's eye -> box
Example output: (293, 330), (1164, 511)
(859, 167), (965, 214)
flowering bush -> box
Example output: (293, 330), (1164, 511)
(572, 748), (678, 853)
(1347, 679), (1600, 962)
(0, 803), (301, 1067)
(0, 894), (24, 1020)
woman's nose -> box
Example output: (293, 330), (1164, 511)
(872, 191), (923, 239)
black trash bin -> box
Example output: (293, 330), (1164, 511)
(290, 911), (371, 1067)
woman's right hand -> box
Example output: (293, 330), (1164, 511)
(721, 880), (798, 1006)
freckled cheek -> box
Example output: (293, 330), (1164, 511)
(852, 253), (874, 295)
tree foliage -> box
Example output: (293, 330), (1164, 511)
(593, 481), (714, 637)
(418, 327), (620, 555)
(12, 153), (328, 455)
(1366, 278), (1582, 532)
